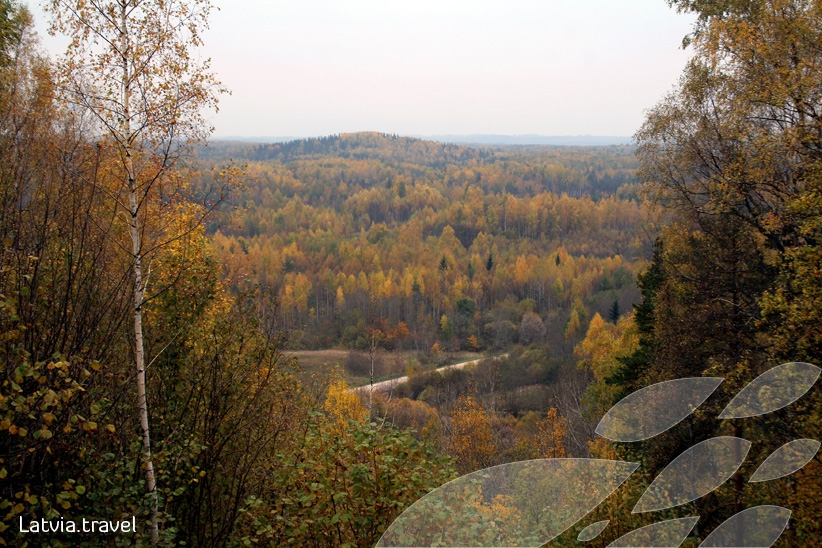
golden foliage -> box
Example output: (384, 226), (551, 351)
(324, 379), (368, 431)
(575, 312), (639, 417)
(534, 408), (567, 459)
(564, 309), (581, 341)
(449, 394), (498, 473)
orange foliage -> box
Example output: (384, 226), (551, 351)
(535, 408), (567, 459)
(449, 394), (498, 473)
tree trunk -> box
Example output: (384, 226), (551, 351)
(130, 178), (158, 545)
(122, 3), (158, 543)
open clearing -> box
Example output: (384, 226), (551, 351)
(282, 350), (351, 371)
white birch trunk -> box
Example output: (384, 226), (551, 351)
(121, 3), (159, 543)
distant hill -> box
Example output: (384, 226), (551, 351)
(204, 132), (487, 167)
(212, 133), (634, 147)
(203, 132), (636, 168)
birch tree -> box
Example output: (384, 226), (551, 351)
(45, 1), (225, 543)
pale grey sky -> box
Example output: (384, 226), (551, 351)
(29, 0), (695, 139)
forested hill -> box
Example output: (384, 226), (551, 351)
(203, 132), (639, 196)
(249, 132), (487, 165)
(197, 132), (645, 353)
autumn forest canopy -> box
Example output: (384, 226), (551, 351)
(1, 0), (822, 547)
(202, 133), (644, 357)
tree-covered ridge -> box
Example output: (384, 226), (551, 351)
(205, 132), (639, 198)
(247, 132), (489, 166)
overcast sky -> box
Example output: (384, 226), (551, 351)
(29, 0), (696, 139)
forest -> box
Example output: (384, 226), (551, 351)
(201, 133), (643, 355)
(1, 0), (821, 547)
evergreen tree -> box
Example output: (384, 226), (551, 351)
(608, 298), (620, 325)
(607, 239), (664, 397)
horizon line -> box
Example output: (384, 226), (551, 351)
(210, 133), (634, 146)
